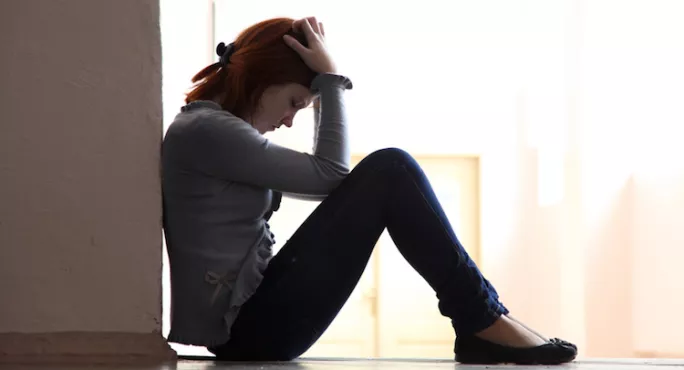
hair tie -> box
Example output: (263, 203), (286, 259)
(216, 42), (236, 66)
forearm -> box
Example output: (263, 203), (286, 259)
(283, 192), (327, 202)
(310, 73), (353, 171)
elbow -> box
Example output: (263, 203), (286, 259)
(312, 156), (351, 193)
(339, 164), (351, 177)
(332, 161), (351, 179)
(322, 166), (350, 193)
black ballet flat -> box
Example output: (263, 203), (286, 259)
(454, 335), (578, 365)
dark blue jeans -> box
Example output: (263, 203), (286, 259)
(209, 148), (509, 360)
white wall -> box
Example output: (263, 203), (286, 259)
(580, 0), (684, 357)
(161, 0), (215, 133)
(159, 0), (215, 356)
(163, 0), (684, 358)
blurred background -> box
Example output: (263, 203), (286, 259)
(161, 0), (684, 360)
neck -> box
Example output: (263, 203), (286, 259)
(210, 94), (224, 106)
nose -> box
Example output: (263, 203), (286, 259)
(281, 113), (296, 128)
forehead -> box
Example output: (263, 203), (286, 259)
(275, 83), (313, 101)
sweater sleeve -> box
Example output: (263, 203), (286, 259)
(188, 73), (353, 196)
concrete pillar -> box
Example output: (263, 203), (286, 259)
(0, 0), (175, 362)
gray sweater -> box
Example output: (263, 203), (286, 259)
(162, 73), (353, 346)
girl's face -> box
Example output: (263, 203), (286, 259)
(251, 83), (314, 134)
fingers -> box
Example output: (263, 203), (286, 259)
(293, 17), (325, 37)
(307, 17), (320, 34)
(298, 18), (318, 45)
(282, 35), (309, 55)
(293, 17), (317, 32)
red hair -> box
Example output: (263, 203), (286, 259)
(185, 18), (316, 120)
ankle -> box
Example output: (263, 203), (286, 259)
(473, 316), (546, 348)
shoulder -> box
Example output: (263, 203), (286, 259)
(166, 103), (258, 143)
(163, 102), (269, 167)
(169, 105), (243, 133)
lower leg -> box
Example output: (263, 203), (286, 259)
(361, 148), (576, 364)
(360, 148), (546, 347)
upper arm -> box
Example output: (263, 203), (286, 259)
(188, 113), (349, 195)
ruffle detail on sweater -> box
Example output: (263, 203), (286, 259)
(221, 230), (273, 339)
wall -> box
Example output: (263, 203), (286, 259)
(632, 168), (684, 357)
(630, 89), (684, 357)
(0, 0), (174, 360)
(159, 0), (214, 356)
(624, 0), (684, 357)
(581, 0), (684, 357)
(161, 0), (684, 359)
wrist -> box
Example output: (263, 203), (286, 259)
(310, 73), (353, 94)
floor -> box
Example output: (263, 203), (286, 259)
(1, 358), (683, 370)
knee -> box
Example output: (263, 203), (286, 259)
(347, 147), (425, 186)
(359, 147), (416, 168)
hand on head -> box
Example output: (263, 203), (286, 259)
(283, 17), (337, 75)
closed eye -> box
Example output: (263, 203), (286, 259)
(292, 99), (308, 109)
